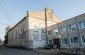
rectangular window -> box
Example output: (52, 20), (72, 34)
(68, 25), (71, 30)
(71, 38), (73, 43)
(73, 37), (78, 43)
(62, 39), (64, 44)
(83, 21), (85, 28)
(64, 38), (68, 44)
(78, 21), (85, 29)
(79, 22), (82, 28)
(71, 24), (76, 30)
(59, 27), (62, 34)
(71, 37), (78, 43)
(62, 26), (66, 32)
(48, 31), (51, 35)
(82, 36), (85, 43)
(42, 29), (45, 33)
(62, 38), (68, 44)
(55, 32), (57, 34)
(68, 24), (76, 31)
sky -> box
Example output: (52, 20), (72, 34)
(0, 0), (85, 41)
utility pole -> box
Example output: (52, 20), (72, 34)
(26, 11), (29, 47)
(45, 8), (48, 46)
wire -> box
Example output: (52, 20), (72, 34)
(0, 0), (14, 24)
(2, 0), (13, 18)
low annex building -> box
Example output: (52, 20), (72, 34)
(58, 13), (85, 48)
(7, 8), (62, 49)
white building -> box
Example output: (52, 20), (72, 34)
(7, 8), (62, 49)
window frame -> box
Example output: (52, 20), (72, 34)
(70, 37), (78, 44)
(81, 36), (85, 43)
(62, 38), (68, 44)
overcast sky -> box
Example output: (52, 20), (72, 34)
(0, 0), (85, 40)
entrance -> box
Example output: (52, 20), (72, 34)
(53, 38), (60, 48)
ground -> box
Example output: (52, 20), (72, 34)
(0, 47), (57, 55)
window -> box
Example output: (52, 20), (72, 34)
(68, 25), (71, 30)
(55, 32), (57, 34)
(71, 24), (76, 30)
(73, 37), (78, 43)
(59, 26), (66, 33)
(79, 22), (82, 28)
(71, 38), (73, 43)
(83, 21), (85, 28)
(22, 27), (24, 32)
(71, 37), (78, 43)
(48, 31), (51, 35)
(82, 36), (85, 43)
(21, 28), (23, 33)
(78, 21), (85, 29)
(68, 24), (76, 31)
(62, 38), (68, 44)
(62, 26), (66, 32)
(59, 27), (62, 34)
(54, 32), (57, 34)
(42, 29), (45, 33)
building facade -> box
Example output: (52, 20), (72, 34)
(7, 8), (62, 49)
(58, 13), (85, 48)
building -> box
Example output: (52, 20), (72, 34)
(58, 13), (85, 48)
(5, 26), (13, 35)
(7, 8), (62, 49)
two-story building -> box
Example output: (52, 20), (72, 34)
(58, 13), (85, 48)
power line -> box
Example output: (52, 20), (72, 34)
(2, 0), (13, 18)
(0, 0), (14, 24)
